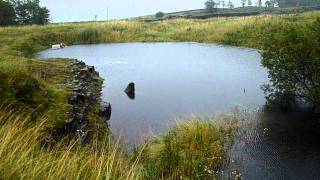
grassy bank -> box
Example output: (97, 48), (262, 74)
(1, 11), (319, 57)
(0, 108), (142, 179)
(0, 108), (237, 179)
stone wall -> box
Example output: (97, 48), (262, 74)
(52, 59), (111, 144)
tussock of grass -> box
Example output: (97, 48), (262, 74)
(140, 117), (237, 179)
(0, 108), (143, 179)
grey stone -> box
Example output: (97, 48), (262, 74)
(87, 66), (95, 73)
(100, 102), (112, 121)
(125, 82), (135, 94)
(54, 59), (108, 144)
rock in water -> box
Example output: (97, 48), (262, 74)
(125, 82), (135, 94)
(100, 102), (112, 121)
(124, 82), (135, 100)
(125, 91), (135, 100)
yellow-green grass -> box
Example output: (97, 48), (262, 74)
(0, 108), (143, 179)
(1, 11), (319, 58)
(0, 107), (239, 179)
(140, 117), (238, 179)
(0, 57), (72, 130)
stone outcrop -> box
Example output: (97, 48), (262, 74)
(52, 59), (111, 144)
(100, 102), (112, 120)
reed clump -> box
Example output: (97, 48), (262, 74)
(140, 117), (237, 179)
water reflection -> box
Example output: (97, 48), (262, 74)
(226, 103), (320, 180)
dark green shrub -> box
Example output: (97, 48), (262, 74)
(155, 11), (165, 18)
(261, 18), (320, 107)
(0, 0), (16, 26)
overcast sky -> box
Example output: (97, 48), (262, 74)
(40, 0), (246, 22)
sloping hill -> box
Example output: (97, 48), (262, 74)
(132, 6), (320, 21)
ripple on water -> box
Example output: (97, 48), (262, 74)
(225, 110), (320, 180)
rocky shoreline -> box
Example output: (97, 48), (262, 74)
(52, 59), (111, 144)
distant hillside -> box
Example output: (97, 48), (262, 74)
(131, 6), (320, 21)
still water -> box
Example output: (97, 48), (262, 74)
(37, 43), (320, 179)
(37, 42), (267, 144)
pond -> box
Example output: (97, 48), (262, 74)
(36, 42), (267, 143)
(37, 43), (320, 179)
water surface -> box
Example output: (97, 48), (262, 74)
(227, 109), (320, 180)
(37, 43), (320, 179)
(37, 42), (267, 144)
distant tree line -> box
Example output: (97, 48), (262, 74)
(0, 0), (49, 26)
(240, 0), (277, 7)
(204, 0), (235, 11)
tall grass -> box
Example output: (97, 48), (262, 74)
(1, 12), (319, 58)
(0, 107), (240, 179)
(0, 108), (143, 179)
(0, 58), (72, 131)
(140, 117), (238, 179)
